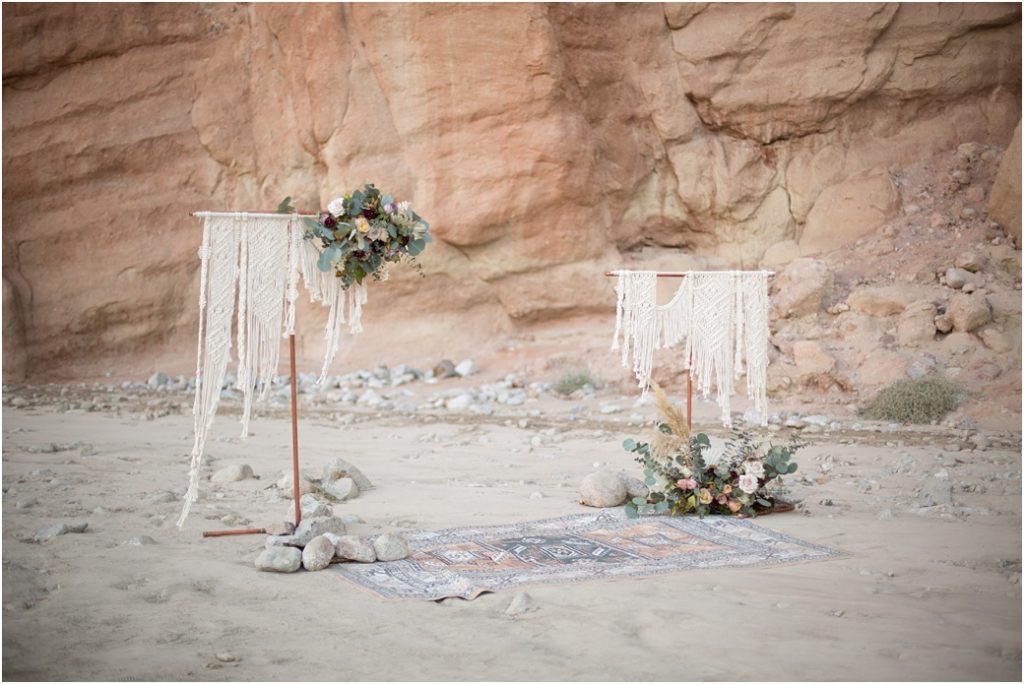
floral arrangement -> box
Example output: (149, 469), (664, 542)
(279, 184), (431, 289)
(622, 383), (801, 518)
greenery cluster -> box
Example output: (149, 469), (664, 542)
(279, 184), (431, 289)
(860, 373), (961, 424)
(553, 368), (598, 396)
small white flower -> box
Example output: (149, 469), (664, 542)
(745, 460), (765, 478)
(397, 200), (412, 216)
(327, 197), (346, 216)
(412, 222), (427, 238)
(738, 473), (759, 494)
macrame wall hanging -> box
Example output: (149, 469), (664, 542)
(178, 212), (367, 529)
(610, 270), (771, 427)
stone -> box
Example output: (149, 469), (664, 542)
(145, 490), (178, 505)
(800, 170), (900, 254)
(771, 258), (833, 318)
(293, 516), (347, 546)
(210, 464), (254, 484)
(579, 471), (628, 508)
(33, 521), (87, 542)
(934, 314), (954, 334)
(334, 535), (377, 563)
(943, 267), (972, 289)
(277, 470), (317, 499)
(301, 535), (336, 571)
(445, 393), (474, 411)
(300, 494), (333, 519)
(215, 652), (238, 663)
(793, 340), (835, 376)
(504, 591), (536, 616)
(896, 300), (937, 347)
(454, 359), (476, 376)
(255, 546), (302, 573)
(147, 371), (170, 388)
(848, 286), (935, 317)
(264, 520), (296, 536)
(15, 498), (37, 509)
(920, 479), (954, 507)
(373, 533), (410, 561)
(979, 328), (1013, 352)
(322, 477), (359, 502)
(125, 535), (157, 546)
(954, 251), (986, 273)
(322, 457), (373, 491)
(947, 293), (992, 332)
(617, 472), (649, 500)
(433, 359), (458, 379)
(989, 123), (1021, 246)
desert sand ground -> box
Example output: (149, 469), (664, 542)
(2, 372), (1021, 681)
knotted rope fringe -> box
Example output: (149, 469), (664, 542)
(610, 270), (771, 427)
(178, 213), (369, 528)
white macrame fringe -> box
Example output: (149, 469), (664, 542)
(178, 213), (367, 529)
(610, 270), (771, 428)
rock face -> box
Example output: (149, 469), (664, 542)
(2, 3), (1020, 381)
(990, 122), (1022, 247)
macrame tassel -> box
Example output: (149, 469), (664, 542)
(178, 217), (240, 529)
(284, 217), (302, 337)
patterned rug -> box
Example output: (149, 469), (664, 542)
(333, 511), (846, 600)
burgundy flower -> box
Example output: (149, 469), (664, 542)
(320, 212), (336, 228)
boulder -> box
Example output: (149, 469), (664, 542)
(321, 477), (359, 502)
(943, 267), (975, 290)
(947, 294), (992, 332)
(799, 170), (900, 255)
(334, 535), (377, 563)
(979, 328), (1013, 353)
(264, 520), (296, 536)
(792, 340), (835, 376)
(322, 457), (373, 491)
(771, 258), (833, 318)
(301, 535), (336, 571)
(210, 464), (254, 483)
(579, 471), (628, 508)
(989, 122), (1021, 247)
(896, 301), (937, 347)
(299, 494), (333, 519)
(954, 250), (986, 273)
(255, 546), (302, 573)
(373, 533), (410, 562)
(856, 350), (908, 387)
(934, 314), (954, 334)
(293, 516), (347, 547)
(847, 286), (935, 317)
(433, 359), (458, 379)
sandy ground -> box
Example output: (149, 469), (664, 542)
(2, 385), (1021, 681)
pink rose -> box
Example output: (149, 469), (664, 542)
(676, 478), (698, 491)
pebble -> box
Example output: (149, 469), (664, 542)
(599, 404), (622, 414)
(263, 520), (296, 536)
(301, 535), (336, 571)
(147, 371), (170, 388)
(210, 464), (254, 483)
(125, 535), (157, 546)
(215, 652), (238, 663)
(15, 498), (37, 509)
(454, 359), (476, 377)
(504, 591), (536, 616)
(446, 393), (474, 411)
(433, 359), (458, 379)
(145, 491), (178, 505)
(255, 546), (302, 572)
(373, 533), (410, 561)
(33, 521), (88, 542)
(335, 535), (377, 563)
(323, 457), (373, 491)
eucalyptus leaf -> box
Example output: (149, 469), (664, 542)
(623, 438), (636, 451)
(631, 497), (647, 506)
(276, 196), (293, 213)
(624, 504), (638, 519)
(654, 501), (669, 513)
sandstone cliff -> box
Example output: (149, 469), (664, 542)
(3, 2), (1020, 382)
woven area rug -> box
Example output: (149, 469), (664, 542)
(333, 511), (846, 600)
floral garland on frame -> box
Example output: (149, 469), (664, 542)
(280, 184), (431, 288)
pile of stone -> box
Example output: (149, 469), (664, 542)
(255, 497), (410, 573)
(277, 456), (372, 503)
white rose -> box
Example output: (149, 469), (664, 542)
(738, 473), (759, 495)
(745, 460), (765, 478)
(397, 200), (412, 216)
(327, 197), (346, 216)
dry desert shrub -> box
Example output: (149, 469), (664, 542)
(861, 373), (962, 424)
(553, 368), (599, 396)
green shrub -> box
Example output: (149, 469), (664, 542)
(553, 368), (598, 396)
(861, 373), (961, 424)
